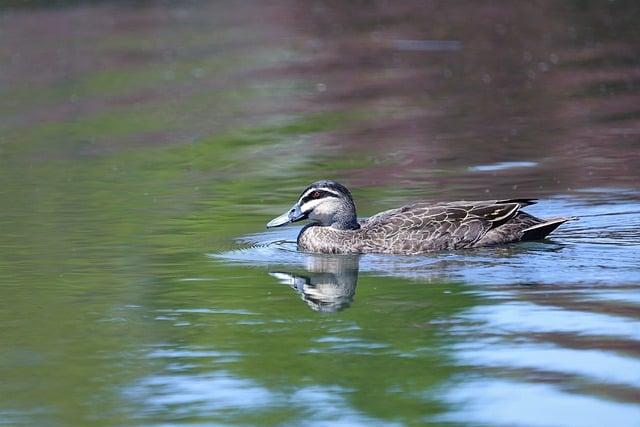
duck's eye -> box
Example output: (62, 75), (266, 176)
(311, 191), (321, 199)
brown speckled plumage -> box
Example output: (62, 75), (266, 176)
(267, 180), (574, 255)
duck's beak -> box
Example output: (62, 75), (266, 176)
(266, 203), (307, 228)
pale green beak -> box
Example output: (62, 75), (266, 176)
(266, 203), (306, 228)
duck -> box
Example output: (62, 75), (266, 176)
(266, 180), (574, 255)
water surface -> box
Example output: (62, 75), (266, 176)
(1, 2), (639, 426)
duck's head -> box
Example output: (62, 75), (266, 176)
(267, 180), (359, 230)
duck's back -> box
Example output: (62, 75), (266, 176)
(359, 199), (568, 254)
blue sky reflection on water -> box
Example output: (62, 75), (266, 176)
(439, 379), (640, 427)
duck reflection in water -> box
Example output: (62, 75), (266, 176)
(269, 254), (359, 312)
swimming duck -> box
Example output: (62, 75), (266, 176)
(266, 180), (574, 254)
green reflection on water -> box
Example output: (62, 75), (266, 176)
(0, 34), (469, 421)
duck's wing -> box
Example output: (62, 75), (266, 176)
(361, 200), (527, 252)
(432, 198), (538, 208)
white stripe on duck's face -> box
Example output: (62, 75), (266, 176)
(298, 188), (343, 226)
(298, 187), (342, 202)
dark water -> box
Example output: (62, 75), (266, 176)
(1, 2), (639, 426)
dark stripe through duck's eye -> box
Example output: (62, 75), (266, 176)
(312, 191), (321, 199)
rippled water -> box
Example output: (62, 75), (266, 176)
(217, 192), (640, 425)
(226, 191), (640, 286)
(1, 2), (639, 426)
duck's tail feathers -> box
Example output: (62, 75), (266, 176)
(521, 216), (578, 241)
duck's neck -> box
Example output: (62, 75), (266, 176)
(331, 204), (360, 230)
(332, 219), (360, 230)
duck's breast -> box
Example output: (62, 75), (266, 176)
(297, 225), (362, 254)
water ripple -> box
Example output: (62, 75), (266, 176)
(438, 379), (640, 427)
